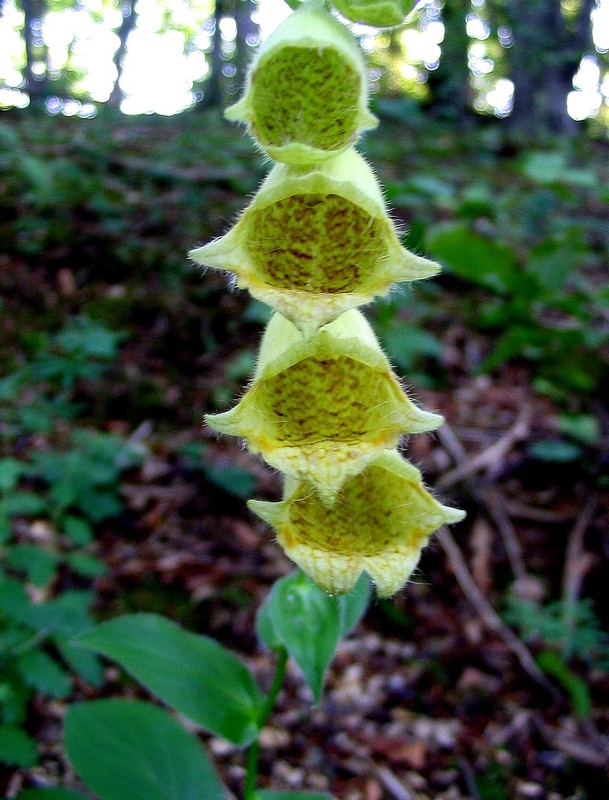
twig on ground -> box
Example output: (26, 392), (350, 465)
(435, 420), (468, 466)
(436, 406), (532, 491)
(436, 526), (558, 696)
(561, 497), (597, 652)
(457, 757), (482, 800)
(535, 717), (609, 769)
(376, 766), (413, 800)
(503, 501), (572, 524)
(436, 422), (529, 581)
(477, 486), (527, 581)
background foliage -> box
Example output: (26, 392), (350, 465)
(0, 1), (608, 797)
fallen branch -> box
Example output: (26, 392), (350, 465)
(477, 486), (527, 581)
(436, 405), (532, 491)
(376, 766), (413, 800)
(536, 718), (609, 769)
(436, 422), (528, 581)
(436, 526), (558, 696)
(561, 497), (597, 653)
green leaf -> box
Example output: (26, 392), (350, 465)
(65, 699), (227, 800)
(557, 414), (600, 445)
(528, 440), (582, 463)
(54, 316), (124, 360)
(203, 463), (256, 499)
(261, 573), (370, 698)
(22, 591), (95, 643)
(65, 551), (107, 578)
(256, 600), (283, 652)
(536, 649), (591, 718)
(378, 325), (443, 374)
(0, 578), (34, 625)
(16, 790), (88, 800)
(0, 458), (26, 491)
(527, 238), (579, 292)
(55, 637), (104, 688)
(267, 572), (342, 703)
(0, 512), (10, 543)
(0, 724), (38, 767)
(3, 491), (46, 517)
(256, 793), (335, 800)
(0, 627), (30, 654)
(244, 299), (273, 325)
(426, 222), (519, 294)
(6, 545), (59, 587)
(0, 677), (30, 726)
(339, 573), (371, 637)
(520, 152), (567, 184)
(62, 515), (94, 545)
(77, 613), (263, 745)
(520, 152), (597, 187)
(16, 649), (71, 698)
(74, 489), (121, 522)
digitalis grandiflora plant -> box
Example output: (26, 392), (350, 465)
(191, 0), (464, 597)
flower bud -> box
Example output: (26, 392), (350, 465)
(331, 0), (416, 29)
(249, 450), (465, 597)
(189, 148), (439, 338)
(225, 0), (378, 165)
(206, 310), (442, 503)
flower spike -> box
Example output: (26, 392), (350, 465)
(206, 310), (442, 504)
(331, 0), (417, 29)
(249, 450), (465, 597)
(225, 0), (378, 165)
(191, 1), (465, 599)
(189, 148), (439, 338)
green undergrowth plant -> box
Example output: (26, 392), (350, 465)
(58, 572), (369, 800)
(503, 596), (609, 718)
(58, 1), (466, 798)
(0, 109), (264, 282)
(0, 316), (143, 768)
(421, 147), (609, 401)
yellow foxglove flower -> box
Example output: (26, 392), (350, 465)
(206, 310), (442, 504)
(225, 0), (378, 165)
(249, 450), (465, 597)
(189, 148), (439, 338)
(331, 0), (416, 28)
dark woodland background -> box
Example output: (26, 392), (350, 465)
(1, 0), (609, 798)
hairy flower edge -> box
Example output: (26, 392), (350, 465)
(249, 449), (465, 597)
(189, 148), (439, 338)
(206, 310), (442, 503)
(332, 0), (416, 29)
(225, 0), (378, 165)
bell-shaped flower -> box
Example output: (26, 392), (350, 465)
(249, 450), (465, 597)
(331, 0), (416, 28)
(206, 310), (442, 503)
(224, 0), (378, 165)
(189, 148), (439, 338)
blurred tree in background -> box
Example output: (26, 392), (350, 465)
(0, 0), (607, 132)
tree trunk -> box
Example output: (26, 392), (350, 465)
(426, 0), (472, 125)
(199, 0), (224, 109)
(234, 0), (258, 92)
(506, 0), (595, 136)
(108, 0), (138, 107)
(20, 0), (51, 105)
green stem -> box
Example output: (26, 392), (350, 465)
(243, 646), (288, 800)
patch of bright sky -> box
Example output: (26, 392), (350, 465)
(0, 0), (608, 119)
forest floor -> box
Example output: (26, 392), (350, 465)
(1, 104), (609, 800)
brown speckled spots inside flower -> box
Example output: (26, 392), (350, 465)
(251, 47), (361, 152)
(257, 356), (399, 444)
(286, 462), (431, 557)
(244, 194), (386, 293)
